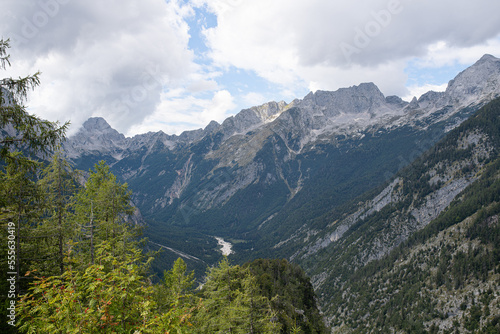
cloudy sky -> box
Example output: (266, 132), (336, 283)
(2, 0), (500, 136)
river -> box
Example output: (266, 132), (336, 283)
(215, 237), (234, 256)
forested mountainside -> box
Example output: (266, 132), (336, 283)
(328, 185), (500, 333)
(55, 55), (500, 331)
(305, 96), (500, 332)
(0, 38), (328, 332)
(4, 31), (500, 333)
(61, 55), (500, 279)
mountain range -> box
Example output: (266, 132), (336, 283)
(61, 54), (500, 331)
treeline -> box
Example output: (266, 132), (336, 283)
(0, 154), (327, 332)
(322, 97), (500, 333)
(1, 38), (328, 333)
(327, 200), (500, 333)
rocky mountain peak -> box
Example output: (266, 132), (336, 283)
(294, 82), (387, 118)
(204, 120), (221, 134)
(477, 53), (497, 63)
(385, 95), (408, 108)
(64, 117), (126, 159)
(219, 100), (288, 138)
(408, 96), (419, 108)
(83, 117), (112, 130)
(250, 101), (287, 121)
(62, 54), (500, 167)
(445, 54), (500, 104)
(304, 82), (385, 105)
(79, 117), (125, 141)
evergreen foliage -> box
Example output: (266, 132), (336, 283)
(18, 242), (193, 334)
(0, 39), (68, 161)
(0, 142), (325, 332)
(1, 38), (67, 333)
(245, 258), (329, 333)
(10, 36), (500, 333)
(71, 161), (138, 267)
(194, 257), (281, 333)
(318, 97), (500, 332)
(37, 152), (79, 275)
(154, 257), (197, 316)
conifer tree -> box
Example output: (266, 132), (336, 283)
(71, 161), (137, 266)
(37, 153), (79, 275)
(1, 38), (68, 161)
(0, 152), (43, 291)
(155, 257), (196, 314)
(1, 38), (67, 333)
(17, 241), (195, 333)
(194, 257), (280, 333)
(237, 269), (281, 333)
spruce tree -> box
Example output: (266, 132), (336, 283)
(1, 38), (68, 161)
(71, 161), (138, 266)
(1, 38), (67, 333)
(194, 257), (280, 333)
(0, 152), (43, 292)
(37, 153), (79, 275)
(155, 257), (196, 314)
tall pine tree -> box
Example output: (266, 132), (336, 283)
(71, 161), (138, 267)
(37, 153), (79, 275)
(1, 39), (68, 161)
(194, 257), (280, 333)
(1, 38), (67, 334)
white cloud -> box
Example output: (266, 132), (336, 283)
(127, 89), (235, 136)
(2, 0), (500, 137)
(242, 92), (268, 107)
(403, 83), (448, 102)
(411, 39), (500, 69)
(187, 79), (219, 93)
(205, 90), (236, 122)
(199, 0), (500, 97)
(1, 0), (198, 135)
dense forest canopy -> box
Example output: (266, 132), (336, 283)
(0, 38), (327, 333)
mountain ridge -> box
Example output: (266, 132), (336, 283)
(61, 52), (500, 242)
(318, 98), (500, 331)
(59, 55), (500, 330)
(66, 54), (500, 165)
(62, 53), (500, 221)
